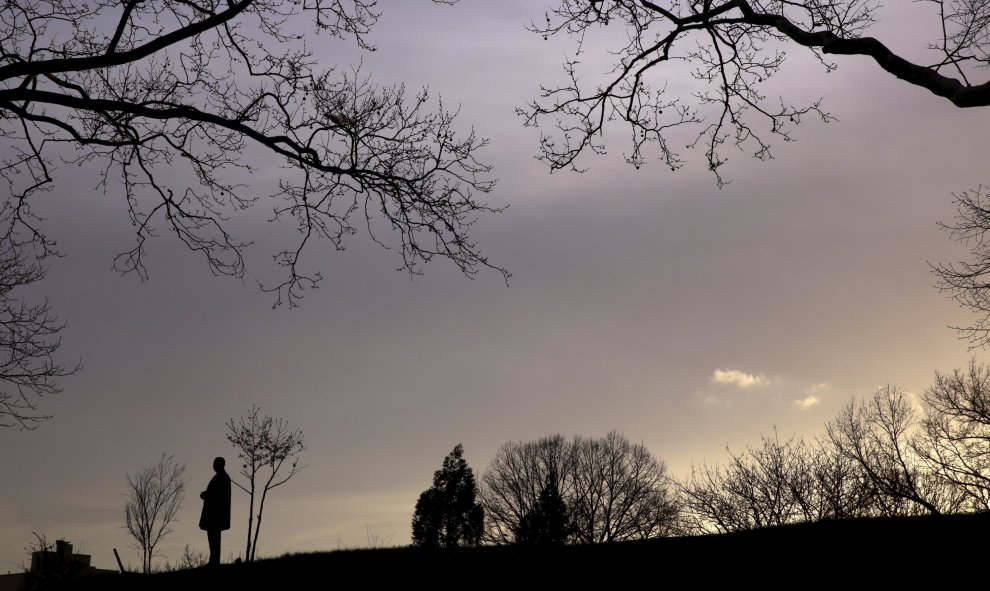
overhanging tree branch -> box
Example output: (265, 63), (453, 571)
(0, 0), (506, 312)
(0, 233), (78, 429)
(524, 0), (990, 184)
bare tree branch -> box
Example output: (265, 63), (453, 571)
(523, 1), (990, 184)
(826, 385), (962, 516)
(0, 0), (506, 310)
(0, 232), (78, 429)
(934, 186), (990, 347)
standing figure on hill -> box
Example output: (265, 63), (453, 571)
(200, 456), (232, 567)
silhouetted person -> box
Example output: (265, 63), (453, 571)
(200, 456), (231, 567)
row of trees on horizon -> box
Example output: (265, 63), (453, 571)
(27, 358), (990, 574)
(411, 358), (990, 547)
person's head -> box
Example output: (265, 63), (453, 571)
(213, 456), (225, 472)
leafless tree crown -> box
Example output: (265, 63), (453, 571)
(226, 404), (305, 562)
(123, 452), (187, 574)
(480, 431), (680, 544)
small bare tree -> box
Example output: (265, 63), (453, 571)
(20, 532), (53, 573)
(124, 453), (186, 574)
(226, 405), (305, 562)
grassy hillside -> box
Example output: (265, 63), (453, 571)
(44, 512), (990, 589)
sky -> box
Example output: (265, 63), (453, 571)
(2, 0), (989, 571)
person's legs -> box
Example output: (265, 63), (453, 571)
(207, 529), (221, 567)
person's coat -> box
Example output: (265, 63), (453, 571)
(199, 469), (232, 531)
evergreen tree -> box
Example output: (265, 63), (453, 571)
(411, 444), (484, 548)
(516, 477), (570, 545)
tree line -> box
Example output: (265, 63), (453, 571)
(413, 359), (990, 547)
(106, 357), (990, 569)
(683, 360), (990, 533)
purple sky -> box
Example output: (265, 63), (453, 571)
(2, 0), (988, 571)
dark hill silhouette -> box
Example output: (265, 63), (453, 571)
(42, 512), (990, 589)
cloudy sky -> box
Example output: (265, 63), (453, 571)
(2, 0), (988, 570)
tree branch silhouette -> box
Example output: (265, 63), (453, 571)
(523, 1), (990, 185)
(0, 0), (506, 309)
(0, 235), (78, 429)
